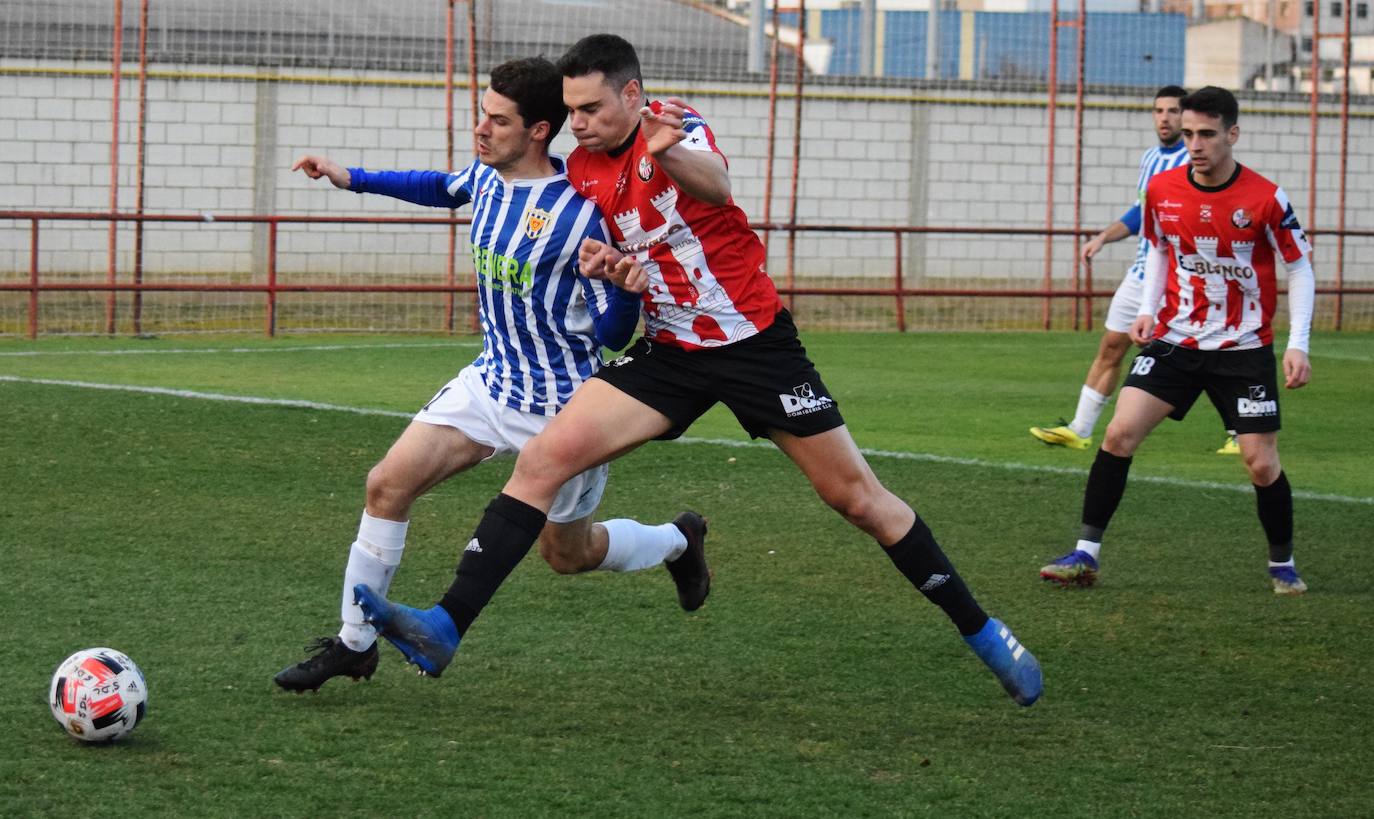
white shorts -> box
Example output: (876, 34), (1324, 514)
(1104, 270), (1145, 334)
(413, 365), (608, 524)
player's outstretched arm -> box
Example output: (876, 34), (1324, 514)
(1081, 220), (1133, 262)
(640, 98), (731, 206)
(292, 154), (351, 189)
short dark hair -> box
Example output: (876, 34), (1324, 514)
(556, 33), (642, 91)
(1181, 86), (1239, 129)
(1154, 85), (1187, 102)
(489, 57), (566, 142)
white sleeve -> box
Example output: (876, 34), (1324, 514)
(1284, 255), (1315, 354)
(1138, 240), (1168, 318)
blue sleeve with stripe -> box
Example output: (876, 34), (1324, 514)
(347, 165), (474, 208)
(578, 220), (641, 351)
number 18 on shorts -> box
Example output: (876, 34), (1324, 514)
(1122, 341), (1281, 434)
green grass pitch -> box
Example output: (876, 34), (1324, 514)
(2, 330), (1371, 817)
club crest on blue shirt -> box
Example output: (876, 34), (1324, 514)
(637, 156), (655, 182)
(524, 207), (551, 240)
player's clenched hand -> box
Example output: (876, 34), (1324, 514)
(1129, 314), (1155, 346)
(1081, 234), (1106, 262)
(291, 155), (351, 189)
(1282, 349), (1311, 389)
(608, 257), (649, 293)
(578, 237), (623, 280)
(640, 97), (689, 157)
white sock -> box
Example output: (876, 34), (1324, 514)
(1076, 539), (1102, 560)
(1066, 384), (1110, 442)
(1268, 558), (1296, 569)
(339, 511), (408, 651)
(1069, 386), (1109, 439)
(596, 519), (687, 572)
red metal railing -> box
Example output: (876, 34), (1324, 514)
(6, 210), (1370, 339)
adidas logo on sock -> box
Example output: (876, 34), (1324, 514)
(919, 573), (949, 592)
(464, 538), (483, 554)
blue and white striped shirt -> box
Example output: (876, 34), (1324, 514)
(350, 157), (640, 417)
(1119, 140), (1190, 281)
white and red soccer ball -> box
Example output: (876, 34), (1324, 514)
(49, 648), (148, 742)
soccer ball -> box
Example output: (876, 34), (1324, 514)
(49, 648), (148, 743)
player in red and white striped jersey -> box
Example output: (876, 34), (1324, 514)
(1040, 87), (1315, 596)
(1141, 163), (1311, 351)
(565, 97), (780, 349)
(355, 34), (1042, 706)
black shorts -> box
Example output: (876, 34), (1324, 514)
(593, 310), (845, 440)
(1122, 340), (1281, 434)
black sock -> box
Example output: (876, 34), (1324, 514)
(882, 515), (988, 637)
(1255, 471), (1294, 563)
(1081, 448), (1133, 537)
(437, 493), (547, 637)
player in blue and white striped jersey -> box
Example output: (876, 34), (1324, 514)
(1030, 86), (1203, 456)
(274, 58), (709, 692)
(349, 156), (625, 418)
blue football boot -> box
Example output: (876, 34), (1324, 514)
(964, 617), (1043, 706)
(1268, 565), (1308, 596)
(353, 584), (460, 677)
(1039, 549), (1099, 587)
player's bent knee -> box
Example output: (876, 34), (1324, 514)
(511, 437), (582, 493)
(1101, 425), (1140, 457)
(1243, 451), (1281, 485)
(365, 462), (416, 518)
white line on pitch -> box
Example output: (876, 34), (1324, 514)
(1312, 350), (1374, 363)
(0, 341), (477, 357)
(671, 437), (1373, 506)
(3, 374), (1371, 507)
(0, 375), (415, 419)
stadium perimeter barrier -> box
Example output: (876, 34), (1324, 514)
(4, 209), (1372, 338)
(2, 1), (1371, 335)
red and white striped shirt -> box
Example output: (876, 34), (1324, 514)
(565, 106), (782, 351)
(1142, 164), (1312, 351)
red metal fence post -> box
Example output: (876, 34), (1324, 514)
(1043, 6), (1058, 331)
(444, 0), (457, 334)
(132, 0), (149, 335)
(893, 231), (906, 333)
(785, 0), (806, 315)
(106, 0), (124, 334)
(28, 219), (40, 339)
(1071, 0), (1085, 331)
(265, 220), (278, 337)
(467, 0), (480, 334)
(1308, 0), (1320, 247)
(1336, 0), (1351, 330)
(761, 2), (780, 269)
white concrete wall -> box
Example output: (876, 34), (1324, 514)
(2, 62), (1371, 321)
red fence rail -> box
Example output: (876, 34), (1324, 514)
(4, 210), (1371, 339)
